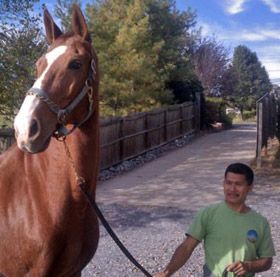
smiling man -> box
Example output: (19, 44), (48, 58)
(153, 163), (275, 277)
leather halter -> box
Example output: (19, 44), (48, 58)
(26, 58), (97, 139)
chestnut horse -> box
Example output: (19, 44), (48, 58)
(0, 5), (99, 277)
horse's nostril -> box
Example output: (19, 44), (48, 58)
(30, 120), (39, 137)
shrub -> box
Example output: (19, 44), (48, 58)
(202, 97), (233, 129)
(242, 109), (256, 121)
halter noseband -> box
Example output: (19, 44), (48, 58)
(26, 58), (96, 139)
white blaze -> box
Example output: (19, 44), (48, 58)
(14, 46), (68, 140)
(33, 45), (67, 89)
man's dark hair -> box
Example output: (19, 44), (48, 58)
(225, 163), (254, 185)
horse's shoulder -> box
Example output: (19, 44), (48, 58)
(0, 145), (23, 170)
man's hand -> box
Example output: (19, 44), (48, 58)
(153, 236), (200, 277)
(226, 261), (249, 276)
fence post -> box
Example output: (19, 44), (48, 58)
(256, 102), (263, 168)
(195, 92), (201, 132)
(163, 109), (167, 143)
(119, 118), (124, 161)
(144, 113), (149, 149)
(179, 104), (183, 135)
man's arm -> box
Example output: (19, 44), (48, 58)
(153, 235), (200, 277)
(226, 257), (273, 276)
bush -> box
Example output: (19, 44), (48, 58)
(202, 97), (233, 129)
(242, 109), (256, 120)
(0, 116), (12, 128)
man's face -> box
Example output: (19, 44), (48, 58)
(223, 172), (252, 206)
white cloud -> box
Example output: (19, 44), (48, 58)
(261, 0), (280, 13)
(199, 21), (280, 83)
(239, 32), (267, 41)
(200, 21), (280, 42)
(238, 29), (280, 41)
(224, 0), (280, 14)
(224, 0), (248, 14)
(260, 59), (280, 83)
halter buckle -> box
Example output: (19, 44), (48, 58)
(57, 109), (69, 124)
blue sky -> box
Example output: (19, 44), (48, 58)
(38, 0), (280, 85)
(177, 0), (280, 85)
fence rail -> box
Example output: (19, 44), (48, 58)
(256, 89), (280, 167)
(0, 99), (200, 169)
(0, 128), (15, 154)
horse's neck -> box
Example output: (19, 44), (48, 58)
(68, 118), (99, 180)
(45, 115), (99, 197)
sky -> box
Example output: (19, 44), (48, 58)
(38, 0), (280, 85)
(177, 0), (280, 85)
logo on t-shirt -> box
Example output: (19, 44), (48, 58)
(247, 229), (258, 243)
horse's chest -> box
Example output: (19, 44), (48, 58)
(0, 193), (93, 276)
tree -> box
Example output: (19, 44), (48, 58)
(85, 0), (200, 116)
(148, 0), (200, 102)
(192, 37), (230, 96)
(86, 0), (176, 116)
(230, 45), (272, 115)
(54, 0), (81, 32)
(0, 0), (46, 123)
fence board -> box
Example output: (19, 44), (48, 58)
(256, 90), (280, 167)
(100, 117), (122, 169)
(146, 109), (165, 148)
(0, 128), (15, 154)
(122, 114), (146, 160)
(0, 100), (200, 169)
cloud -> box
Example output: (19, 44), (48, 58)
(239, 29), (280, 41)
(256, 45), (280, 74)
(259, 57), (280, 83)
(224, 0), (248, 14)
(261, 0), (280, 13)
(199, 21), (280, 83)
(201, 22), (280, 42)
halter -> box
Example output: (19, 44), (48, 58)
(26, 58), (97, 139)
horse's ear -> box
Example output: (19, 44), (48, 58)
(43, 8), (62, 44)
(71, 4), (91, 42)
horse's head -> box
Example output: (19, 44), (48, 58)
(14, 5), (98, 153)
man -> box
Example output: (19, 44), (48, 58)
(153, 163), (275, 277)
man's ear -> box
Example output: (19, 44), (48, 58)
(44, 8), (62, 44)
(71, 4), (91, 42)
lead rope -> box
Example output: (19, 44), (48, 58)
(222, 269), (228, 276)
(62, 140), (152, 277)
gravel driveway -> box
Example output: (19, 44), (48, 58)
(83, 124), (279, 277)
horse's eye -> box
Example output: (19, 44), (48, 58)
(69, 60), (82, 70)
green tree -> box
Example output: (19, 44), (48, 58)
(86, 0), (199, 116)
(0, 0), (46, 124)
(87, 0), (174, 116)
(148, 0), (200, 102)
(54, 0), (81, 32)
(231, 45), (272, 116)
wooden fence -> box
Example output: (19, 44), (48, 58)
(0, 99), (200, 169)
(256, 89), (280, 167)
(0, 128), (15, 154)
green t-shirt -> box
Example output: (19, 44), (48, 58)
(186, 202), (275, 277)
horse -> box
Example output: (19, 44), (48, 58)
(0, 5), (99, 276)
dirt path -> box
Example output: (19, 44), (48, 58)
(83, 123), (280, 277)
(96, 123), (257, 210)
